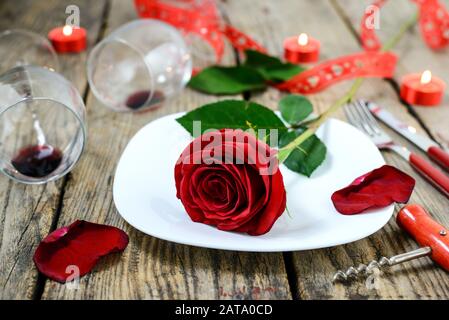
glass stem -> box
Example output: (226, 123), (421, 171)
(19, 67), (47, 146)
(32, 111), (46, 146)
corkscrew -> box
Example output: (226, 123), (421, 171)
(333, 204), (449, 282)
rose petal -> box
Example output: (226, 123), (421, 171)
(331, 165), (415, 215)
(192, 166), (242, 216)
(33, 220), (129, 283)
(214, 165), (263, 230)
(235, 168), (287, 235)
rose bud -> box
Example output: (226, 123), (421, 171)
(175, 129), (286, 236)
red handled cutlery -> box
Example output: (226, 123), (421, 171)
(344, 100), (449, 198)
(333, 204), (449, 281)
(365, 100), (449, 172)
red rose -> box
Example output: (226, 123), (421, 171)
(175, 129), (286, 236)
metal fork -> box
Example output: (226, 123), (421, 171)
(344, 100), (449, 198)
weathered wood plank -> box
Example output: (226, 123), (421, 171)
(334, 0), (449, 148)
(223, 0), (449, 299)
(0, 0), (107, 299)
(41, 0), (291, 300)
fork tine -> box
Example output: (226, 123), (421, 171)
(345, 101), (373, 136)
(343, 102), (363, 131)
(353, 102), (376, 136)
(344, 100), (393, 147)
(356, 100), (381, 134)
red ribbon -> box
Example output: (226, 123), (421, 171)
(222, 24), (267, 55)
(414, 0), (449, 49)
(360, 0), (386, 51)
(276, 52), (397, 94)
(361, 0), (449, 51)
(134, 0), (266, 63)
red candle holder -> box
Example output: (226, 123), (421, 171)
(48, 25), (87, 53)
(284, 33), (320, 64)
(400, 71), (446, 107)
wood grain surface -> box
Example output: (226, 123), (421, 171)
(0, 0), (107, 300)
(0, 0), (448, 300)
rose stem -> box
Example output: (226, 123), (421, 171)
(277, 11), (418, 163)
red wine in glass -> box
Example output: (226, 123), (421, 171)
(12, 145), (62, 178)
(125, 90), (164, 110)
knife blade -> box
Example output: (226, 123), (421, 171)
(364, 100), (449, 171)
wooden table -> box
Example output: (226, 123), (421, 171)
(1, 0), (448, 300)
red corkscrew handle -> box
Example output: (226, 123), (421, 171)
(397, 204), (449, 272)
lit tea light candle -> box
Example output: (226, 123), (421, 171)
(400, 70), (446, 106)
(284, 33), (320, 64)
(48, 25), (87, 53)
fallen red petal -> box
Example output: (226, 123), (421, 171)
(331, 165), (415, 215)
(33, 220), (129, 283)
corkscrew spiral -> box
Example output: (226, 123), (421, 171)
(332, 257), (392, 282)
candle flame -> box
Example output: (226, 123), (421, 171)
(420, 70), (432, 84)
(297, 33), (308, 46)
(62, 25), (73, 36)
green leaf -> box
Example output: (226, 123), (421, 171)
(279, 95), (313, 125)
(188, 66), (266, 95)
(244, 49), (284, 68)
(176, 100), (288, 144)
(279, 130), (327, 177)
(243, 50), (305, 82)
(261, 64), (305, 82)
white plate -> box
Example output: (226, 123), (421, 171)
(113, 113), (393, 252)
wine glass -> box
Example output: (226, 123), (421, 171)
(134, 0), (221, 70)
(0, 29), (59, 74)
(0, 66), (86, 184)
(87, 19), (192, 112)
(0, 29), (86, 184)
